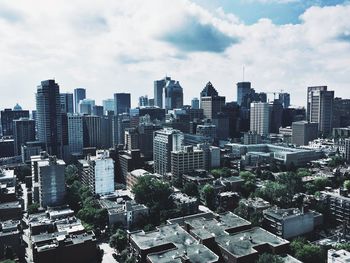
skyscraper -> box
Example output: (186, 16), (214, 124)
(79, 99), (95, 115)
(36, 80), (62, 157)
(68, 114), (84, 155)
(102, 98), (115, 114)
(200, 82), (225, 119)
(139, 95), (149, 107)
(279, 93), (290, 109)
(269, 99), (283, 133)
(309, 88), (334, 136)
(153, 128), (183, 176)
(250, 102), (270, 136)
(237, 82), (251, 106)
(74, 88), (86, 113)
(164, 80), (183, 110)
(13, 118), (35, 156)
(60, 93), (74, 114)
(306, 86), (327, 121)
(114, 93), (131, 115)
(154, 77), (170, 108)
(191, 98), (200, 109)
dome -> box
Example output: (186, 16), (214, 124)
(13, 103), (22, 111)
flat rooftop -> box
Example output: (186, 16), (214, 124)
(131, 224), (218, 263)
(216, 227), (289, 258)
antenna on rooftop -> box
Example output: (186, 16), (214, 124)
(242, 66), (245, 82)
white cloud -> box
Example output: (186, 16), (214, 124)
(0, 0), (349, 110)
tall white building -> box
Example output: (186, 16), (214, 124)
(250, 102), (270, 136)
(153, 128), (183, 176)
(79, 150), (114, 195)
(68, 114), (84, 155)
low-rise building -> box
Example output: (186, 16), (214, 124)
(0, 220), (23, 260)
(263, 207), (323, 239)
(171, 192), (199, 216)
(99, 199), (149, 229)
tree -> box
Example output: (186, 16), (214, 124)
(27, 202), (40, 214)
(109, 229), (127, 252)
(183, 182), (199, 197)
(132, 175), (173, 211)
(211, 167), (232, 178)
(276, 172), (303, 195)
(297, 168), (312, 178)
(291, 238), (325, 263)
(344, 180), (350, 191)
(329, 156), (345, 167)
(65, 164), (79, 186)
(240, 171), (257, 197)
(201, 184), (215, 210)
(256, 253), (284, 263)
(256, 181), (289, 207)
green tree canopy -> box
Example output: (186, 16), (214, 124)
(109, 229), (127, 252)
(27, 202), (40, 214)
(183, 182), (199, 197)
(256, 253), (284, 263)
(201, 184), (216, 210)
(344, 180), (350, 191)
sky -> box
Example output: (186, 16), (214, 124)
(0, 0), (350, 110)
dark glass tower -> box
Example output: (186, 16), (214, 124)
(36, 80), (62, 157)
(237, 82), (251, 106)
(114, 93), (131, 115)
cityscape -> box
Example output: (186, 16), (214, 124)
(1, 1), (350, 263)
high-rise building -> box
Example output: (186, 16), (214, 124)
(79, 99), (95, 115)
(13, 118), (35, 156)
(154, 77), (170, 108)
(117, 113), (130, 146)
(345, 139), (350, 162)
(333, 98), (350, 128)
(164, 80), (183, 110)
(60, 93), (74, 114)
(309, 89), (334, 136)
(32, 152), (66, 208)
(114, 93), (131, 116)
(200, 82), (225, 119)
(74, 88), (86, 113)
(68, 114), (84, 155)
(0, 107), (29, 136)
(171, 145), (204, 180)
(250, 102), (270, 136)
(84, 115), (102, 148)
(153, 128), (183, 176)
(92, 105), (104, 117)
(138, 96), (149, 107)
(237, 82), (251, 106)
(279, 93), (290, 109)
(102, 99), (114, 114)
(79, 151), (115, 195)
(292, 121), (318, 146)
(306, 86), (327, 121)
(269, 99), (283, 133)
(36, 80), (63, 157)
(191, 98), (200, 109)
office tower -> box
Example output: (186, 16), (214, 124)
(309, 89), (334, 136)
(124, 128), (139, 151)
(222, 102), (241, 139)
(212, 113), (229, 140)
(84, 115), (102, 148)
(118, 114), (130, 146)
(78, 151), (114, 195)
(119, 149), (143, 183)
(60, 93), (74, 114)
(250, 102), (270, 136)
(114, 93), (131, 115)
(345, 139), (350, 162)
(164, 80), (183, 110)
(269, 99), (283, 133)
(102, 99), (114, 114)
(101, 114), (114, 149)
(279, 93), (290, 109)
(139, 95), (149, 107)
(139, 107), (166, 122)
(257, 92), (267, 103)
(306, 86), (327, 121)
(13, 118), (35, 156)
(200, 82), (225, 119)
(154, 77), (170, 108)
(171, 146), (204, 180)
(281, 107), (306, 128)
(0, 107), (29, 136)
(79, 99), (95, 115)
(148, 98), (155, 107)
(292, 121), (318, 146)
(243, 131), (262, 145)
(68, 114), (84, 155)
(92, 105), (104, 117)
(32, 152), (66, 208)
(74, 88), (86, 113)
(153, 128), (183, 176)
(36, 80), (63, 157)
(333, 98), (350, 128)
(196, 123), (216, 140)
(237, 82), (251, 106)
(138, 117), (162, 159)
(191, 98), (200, 109)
